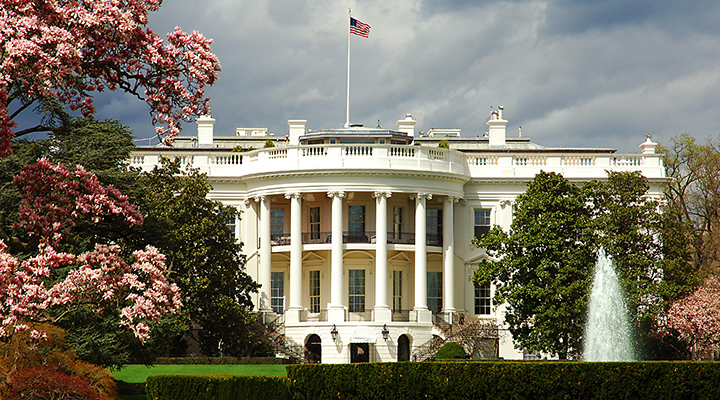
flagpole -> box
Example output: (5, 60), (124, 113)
(345, 8), (351, 128)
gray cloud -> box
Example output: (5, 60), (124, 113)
(93, 0), (720, 152)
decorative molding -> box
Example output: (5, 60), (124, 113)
(327, 191), (346, 199)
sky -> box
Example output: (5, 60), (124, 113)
(93, 0), (720, 152)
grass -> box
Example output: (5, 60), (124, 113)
(112, 363), (288, 384)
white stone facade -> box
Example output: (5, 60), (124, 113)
(131, 109), (664, 363)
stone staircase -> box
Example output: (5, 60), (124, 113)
(413, 313), (499, 361)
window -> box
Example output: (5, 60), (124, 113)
(348, 205), (366, 242)
(222, 208), (236, 240)
(475, 283), (491, 315)
(426, 209), (442, 246)
(271, 209), (285, 241)
(349, 269), (365, 312)
(427, 272), (442, 314)
(392, 206), (403, 241)
(310, 207), (321, 241)
(392, 270), (402, 312)
(271, 272), (284, 314)
(309, 270), (320, 313)
(474, 209), (491, 239)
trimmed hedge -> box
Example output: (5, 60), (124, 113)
(287, 361), (720, 400)
(154, 357), (291, 365)
(146, 374), (290, 400)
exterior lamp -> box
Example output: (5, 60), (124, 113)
(382, 324), (390, 341)
(331, 324), (338, 342)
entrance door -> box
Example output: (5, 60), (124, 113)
(305, 334), (321, 363)
(397, 334), (410, 361)
(350, 343), (369, 363)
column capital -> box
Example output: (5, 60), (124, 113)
(243, 198), (251, 207)
(373, 191), (392, 199)
(327, 191), (346, 199)
(445, 196), (461, 203)
(500, 199), (514, 208)
(416, 193), (433, 201)
(284, 192), (303, 200)
(253, 195), (267, 203)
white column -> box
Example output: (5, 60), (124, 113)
(442, 196), (458, 316)
(285, 192), (303, 323)
(257, 196), (273, 312)
(327, 191), (346, 322)
(414, 193), (432, 323)
(373, 191), (392, 322)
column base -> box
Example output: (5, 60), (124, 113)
(284, 308), (302, 323)
(372, 307), (392, 322)
(327, 307), (346, 322)
(414, 308), (432, 323)
(441, 309), (457, 324)
(258, 310), (278, 324)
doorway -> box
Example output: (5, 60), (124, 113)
(305, 334), (321, 363)
(350, 343), (369, 363)
(397, 334), (410, 361)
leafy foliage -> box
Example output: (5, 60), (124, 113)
(135, 159), (260, 357)
(474, 171), (595, 359)
(435, 342), (466, 360)
(0, 323), (116, 399)
(475, 171), (687, 359)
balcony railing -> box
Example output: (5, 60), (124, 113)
(271, 231), (442, 246)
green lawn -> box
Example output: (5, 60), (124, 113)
(113, 364), (288, 384)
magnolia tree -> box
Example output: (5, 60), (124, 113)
(0, 0), (220, 156)
(660, 277), (720, 360)
(0, 158), (181, 344)
(0, 241), (181, 342)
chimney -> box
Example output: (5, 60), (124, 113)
(288, 120), (307, 145)
(197, 115), (215, 146)
(487, 106), (507, 146)
(396, 114), (416, 137)
(640, 134), (657, 154)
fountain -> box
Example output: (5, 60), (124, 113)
(583, 248), (636, 361)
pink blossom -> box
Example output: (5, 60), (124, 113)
(0, 0), (220, 157)
(0, 240), (181, 342)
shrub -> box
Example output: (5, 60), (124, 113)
(287, 361), (720, 400)
(264, 140), (275, 148)
(154, 356), (290, 365)
(435, 342), (466, 360)
(438, 140), (450, 149)
(146, 374), (289, 400)
(8, 367), (104, 400)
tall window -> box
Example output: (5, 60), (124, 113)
(348, 205), (366, 241)
(475, 283), (491, 315)
(271, 209), (285, 241)
(427, 209), (443, 246)
(474, 209), (491, 239)
(392, 206), (403, 241)
(271, 271), (284, 314)
(392, 270), (402, 312)
(309, 270), (320, 313)
(349, 269), (366, 312)
(427, 272), (442, 314)
(309, 207), (321, 241)
(223, 209), (236, 240)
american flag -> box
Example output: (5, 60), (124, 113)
(350, 17), (370, 38)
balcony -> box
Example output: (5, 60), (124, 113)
(270, 231), (443, 246)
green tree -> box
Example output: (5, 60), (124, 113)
(136, 159), (261, 357)
(474, 171), (595, 359)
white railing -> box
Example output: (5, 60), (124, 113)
(563, 156), (596, 166)
(129, 146), (663, 179)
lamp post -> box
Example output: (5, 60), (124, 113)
(382, 324), (390, 341)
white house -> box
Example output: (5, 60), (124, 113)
(130, 108), (664, 363)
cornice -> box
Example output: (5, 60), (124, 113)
(239, 169), (471, 185)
